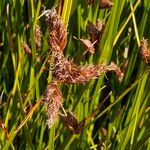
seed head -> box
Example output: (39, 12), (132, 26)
(46, 8), (67, 52)
(35, 25), (42, 50)
(87, 20), (105, 48)
(99, 0), (113, 9)
(140, 38), (150, 66)
(44, 81), (62, 128)
(22, 42), (32, 56)
(52, 51), (107, 83)
(60, 110), (85, 134)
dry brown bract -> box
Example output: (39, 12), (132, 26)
(140, 38), (150, 66)
(79, 38), (96, 53)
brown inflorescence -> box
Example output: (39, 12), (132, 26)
(43, 81), (63, 128)
(140, 38), (150, 66)
(87, 0), (94, 5)
(87, 0), (113, 8)
(52, 51), (106, 83)
(22, 25), (42, 57)
(22, 42), (32, 56)
(41, 8), (122, 129)
(46, 8), (67, 52)
(99, 0), (113, 9)
(87, 20), (105, 49)
(35, 25), (42, 50)
(59, 110), (85, 134)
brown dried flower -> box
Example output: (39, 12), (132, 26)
(22, 25), (42, 58)
(43, 81), (63, 128)
(87, 20), (105, 48)
(46, 8), (67, 52)
(140, 38), (150, 66)
(22, 42), (32, 56)
(52, 51), (106, 83)
(99, 0), (113, 9)
(35, 25), (42, 50)
(60, 110), (85, 134)
(87, 0), (95, 5)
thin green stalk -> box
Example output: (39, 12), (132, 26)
(62, 0), (73, 26)
(48, 126), (55, 150)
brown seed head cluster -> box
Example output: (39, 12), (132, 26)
(40, 7), (120, 129)
(22, 5), (121, 131)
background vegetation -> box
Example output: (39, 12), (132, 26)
(0, 0), (150, 149)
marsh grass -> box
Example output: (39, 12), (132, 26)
(0, 0), (150, 149)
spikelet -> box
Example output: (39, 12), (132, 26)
(43, 81), (62, 128)
(140, 38), (150, 66)
(52, 51), (106, 83)
(99, 0), (113, 9)
(59, 110), (85, 134)
(87, 0), (94, 5)
(46, 8), (67, 52)
(35, 25), (42, 49)
(87, 20), (105, 48)
(87, 0), (113, 8)
(22, 42), (32, 56)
